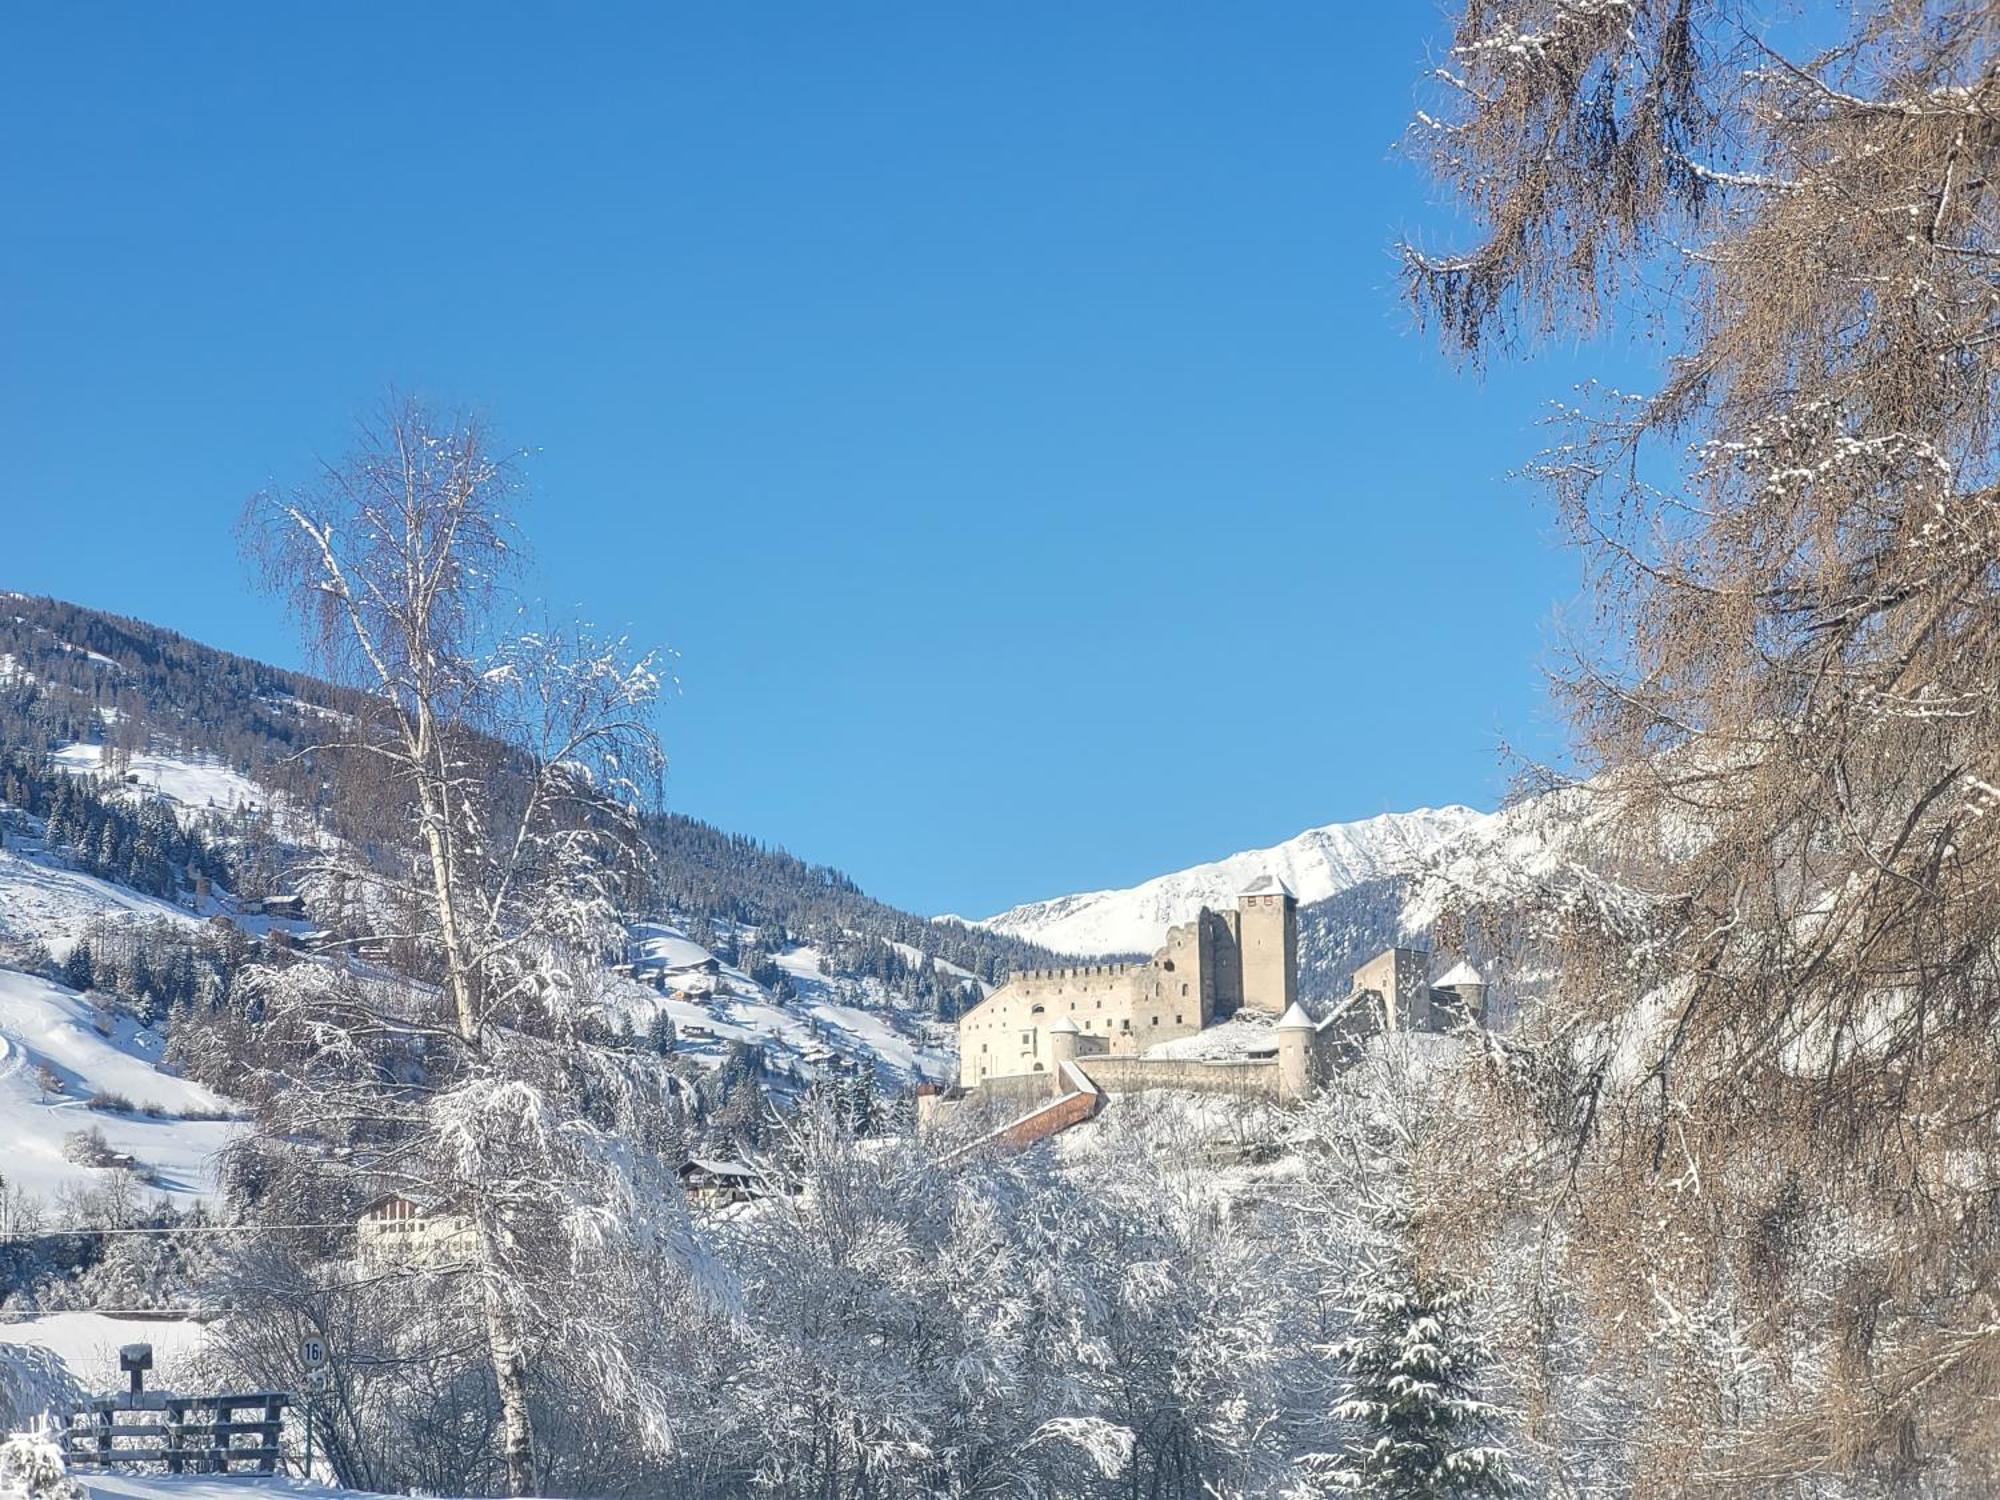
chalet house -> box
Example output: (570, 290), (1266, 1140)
(355, 1193), (475, 1268)
(677, 1158), (763, 1208)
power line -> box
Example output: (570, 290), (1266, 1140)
(1, 1222), (352, 1240)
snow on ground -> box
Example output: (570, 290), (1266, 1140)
(75, 1479), (469, 1500)
(77, 1481), (418, 1500)
(51, 747), (269, 823)
(974, 806), (1496, 957)
(0, 969), (238, 1209)
(0, 847), (198, 958)
(1142, 1012), (1281, 1062)
(0, 1313), (210, 1399)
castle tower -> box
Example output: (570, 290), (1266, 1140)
(1048, 1014), (1081, 1071)
(1276, 1002), (1317, 1100)
(1237, 873), (1298, 1014)
(1430, 959), (1489, 1028)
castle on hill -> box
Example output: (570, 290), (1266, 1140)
(951, 876), (1490, 1102)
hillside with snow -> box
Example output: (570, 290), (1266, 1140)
(0, 968), (238, 1210)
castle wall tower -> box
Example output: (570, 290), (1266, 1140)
(1199, 908), (1242, 1021)
(1237, 874), (1298, 1014)
(1276, 1003), (1317, 1100)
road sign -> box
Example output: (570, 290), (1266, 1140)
(303, 1367), (331, 1394)
(301, 1337), (326, 1369)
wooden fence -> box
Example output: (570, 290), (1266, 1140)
(61, 1391), (291, 1474)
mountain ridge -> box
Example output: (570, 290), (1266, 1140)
(970, 804), (1497, 960)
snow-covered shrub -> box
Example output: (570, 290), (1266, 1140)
(0, 1432), (83, 1500)
(0, 1345), (81, 1450)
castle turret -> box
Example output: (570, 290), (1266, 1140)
(1276, 1001), (1317, 1100)
(1048, 1014), (1081, 1070)
(1430, 959), (1489, 1027)
(1237, 874), (1298, 1014)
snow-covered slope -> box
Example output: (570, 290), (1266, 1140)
(51, 744), (272, 821)
(974, 807), (1496, 957)
(0, 969), (238, 1208)
(0, 845), (200, 958)
(620, 921), (957, 1089)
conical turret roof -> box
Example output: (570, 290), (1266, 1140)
(1240, 872), (1295, 901)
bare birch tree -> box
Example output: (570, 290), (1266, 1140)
(1403, 2), (2000, 1489)
(237, 396), (672, 1495)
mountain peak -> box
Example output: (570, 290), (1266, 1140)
(971, 805), (1494, 958)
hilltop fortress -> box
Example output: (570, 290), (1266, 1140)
(959, 873), (1301, 1086)
(932, 877), (1490, 1144)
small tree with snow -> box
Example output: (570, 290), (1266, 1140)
(1316, 1253), (1513, 1499)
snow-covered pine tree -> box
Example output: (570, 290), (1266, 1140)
(1318, 1248), (1513, 1499)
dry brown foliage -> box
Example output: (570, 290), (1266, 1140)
(1405, 2), (2000, 1491)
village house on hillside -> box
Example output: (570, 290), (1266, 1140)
(355, 1193), (475, 1269)
(676, 1157), (765, 1208)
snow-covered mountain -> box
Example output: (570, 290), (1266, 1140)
(974, 806), (1497, 959)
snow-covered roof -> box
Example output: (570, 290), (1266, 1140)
(679, 1157), (759, 1180)
(1276, 1002), (1316, 1030)
(1049, 1015), (1080, 1034)
(1239, 873), (1294, 900)
(1433, 959), (1486, 989)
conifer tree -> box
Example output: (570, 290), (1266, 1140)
(61, 941), (94, 994)
(1319, 1251), (1513, 1499)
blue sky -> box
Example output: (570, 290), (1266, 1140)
(2, 5), (1653, 917)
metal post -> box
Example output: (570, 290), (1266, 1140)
(304, 1394), (313, 1480)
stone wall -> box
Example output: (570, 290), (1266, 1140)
(1348, 947), (1432, 1029)
(958, 962), (1141, 1084)
(995, 1084), (1103, 1150)
(1073, 1055), (1283, 1101)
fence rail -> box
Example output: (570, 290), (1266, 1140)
(61, 1392), (291, 1474)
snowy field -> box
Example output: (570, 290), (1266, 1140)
(0, 1312), (210, 1398)
(50, 747), (271, 824)
(0, 968), (237, 1209)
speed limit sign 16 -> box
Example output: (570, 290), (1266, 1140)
(301, 1337), (327, 1368)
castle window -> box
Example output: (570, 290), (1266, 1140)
(1030, 1004), (1045, 1016)
(1162, 959), (1175, 972)
(1181, 983), (1189, 996)
(1151, 1016), (1160, 1026)
(1176, 1014), (1183, 1024)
